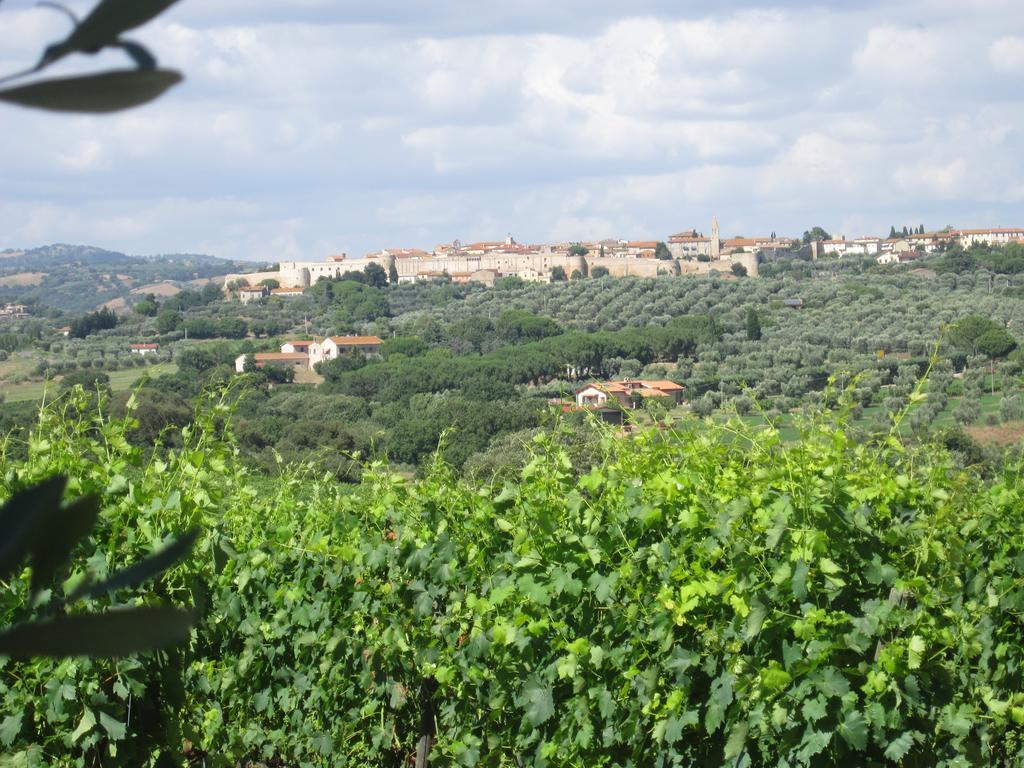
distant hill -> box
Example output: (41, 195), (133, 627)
(0, 244), (260, 313)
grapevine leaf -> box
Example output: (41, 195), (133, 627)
(796, 729), (831, 762)
(98, 711), (126, 741)
(801, 696), (827, 723)
(0, 714), (21, 747)
(587, 571), (618, 603)
(744, 600), (768, 641)
(884, 731), (916, 761)
(70, 709), (96, 742)
(521, 678), (555, 726)
(724, 722), (748, 760)
(907, 635), (925, 670)
(838, 709), (868, 751)
(517, 574), (551, 607)
(812, 667), (850, 699)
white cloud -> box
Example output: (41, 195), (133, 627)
(2, 1), (1024, 258)
(990, 36), (1024, 73)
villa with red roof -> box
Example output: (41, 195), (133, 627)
(576, 380), (685, 409)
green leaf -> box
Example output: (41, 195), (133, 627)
(907, 635), (926, 670)
(517, 574), (551, 607)
(0, 606), (194, 658)
(0, 714), (22, 747)
(724, 722), (748, 760)
(521, 678), (554, 726)
(70, 709), (95, 742)
(796, 729), (831, 761)
(743, 600), (768, 641)
(98, 711), (126, 741)
(801, 696), (827, 722)
(813, 667), (850, 699)
(884, 731), (916, 761)
(551, 567), (582, 597)
(587, 571), (618, 603)
(818, 557), (842, 575)
(0, 70), (182, 114)
(838, 709), (868, 751)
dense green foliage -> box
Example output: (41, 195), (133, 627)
(69, 308), (118, 339)
(4, 389), (1024, 765)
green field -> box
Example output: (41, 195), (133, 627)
(1, 363), (178, 403)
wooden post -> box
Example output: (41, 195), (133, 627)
(415, 677), (438, 768)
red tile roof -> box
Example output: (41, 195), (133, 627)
(326, 335), (383, 346)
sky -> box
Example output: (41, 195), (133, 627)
(2, 0), (1024, 262)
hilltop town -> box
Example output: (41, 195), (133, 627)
(222, 220), (1024, 296)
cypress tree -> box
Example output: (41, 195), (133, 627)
(746, 308), (762, 341)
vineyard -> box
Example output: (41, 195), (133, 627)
(2, 387), (1024, 766)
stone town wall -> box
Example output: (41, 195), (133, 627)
(223, 250), (758, 293)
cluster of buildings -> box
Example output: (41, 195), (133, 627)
(0, 303), (28, 320)
(234, 335), (383, 374)
(221, 221), (1024, 298)
(817, 227), (1024, 262)
(221, 218), (762, 296)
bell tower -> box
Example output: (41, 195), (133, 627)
(710, 216), (721, 259)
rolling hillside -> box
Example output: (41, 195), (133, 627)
(0, 244), (261, 313)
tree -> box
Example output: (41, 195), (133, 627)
(382, 336), (427, 359)
(568, 243), (589, 257)
(889, 226), (898, 239)
(976, 328), (1017, 359)
(745, 308), (761, 341)
(953, 396), (981, 425)
(59, 369), (110, 391)
(262, 364), (295, 384)
(592, 266), (610, 278)
(388, 262), (400, 286)
(495, 276), (525, 290)
(570, 270), (583, 280)
(802, 227), (831, 244)
(134, 298), (158, 317)
(550, 266), (567, 282)
(731, 263), (748, 278)
(156, 309), (182, 334)
(654, 242), (672, 260)
(259, 278), (280, 289)
(363, 262), (389, 289)
(948, 315), (1001, 354)
(70, 307), (117, 338)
